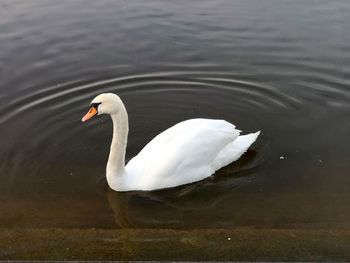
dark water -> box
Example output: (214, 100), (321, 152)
(1, 0), (350, 240)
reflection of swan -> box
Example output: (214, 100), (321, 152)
(82, 93), (260, 192)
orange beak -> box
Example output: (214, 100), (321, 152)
(81, 107), (97, 122)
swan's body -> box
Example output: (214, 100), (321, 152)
(82, 93), (260, 192)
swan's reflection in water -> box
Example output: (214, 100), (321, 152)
(107, 150), (259, 229)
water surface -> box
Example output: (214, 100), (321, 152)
(0, 0), (350, 260)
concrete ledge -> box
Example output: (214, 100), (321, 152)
(1, 228), (350, 261)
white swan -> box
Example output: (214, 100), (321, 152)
(82, 93), (260, 192)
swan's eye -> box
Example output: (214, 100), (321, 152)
(90, 102), (102, 111)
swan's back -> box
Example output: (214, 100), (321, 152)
(125, 119), (249, 191)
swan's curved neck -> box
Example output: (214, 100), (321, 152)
(106, 102), (129, 188)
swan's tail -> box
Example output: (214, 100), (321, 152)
(235, 131), (260, 151)
(229, 130), (260, 160)
(212, 131), (260, 170)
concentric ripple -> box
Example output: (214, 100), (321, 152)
(0, 70), (299, 167)
(0, 70), (297, 196)
(0, 71), (301, 125)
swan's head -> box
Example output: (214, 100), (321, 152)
(81, 93), (121, 122)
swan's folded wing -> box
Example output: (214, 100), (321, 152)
(125, 119), (240, 190)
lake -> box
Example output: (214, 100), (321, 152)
(0, 0), (350, 260)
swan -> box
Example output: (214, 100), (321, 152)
(81, 93), (260, 192)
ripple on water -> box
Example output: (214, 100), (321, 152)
(2, 67), (348, 201)
(0, 71), (302, 124)
(0, 70), (289, 191)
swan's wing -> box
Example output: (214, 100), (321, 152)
(125, 119), (240, 190)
